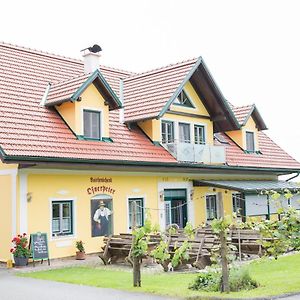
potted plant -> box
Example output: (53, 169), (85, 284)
(75, 240), (86, 260)
(10, 233), (30, 267)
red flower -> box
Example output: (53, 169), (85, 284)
(10, 248), (14, 253)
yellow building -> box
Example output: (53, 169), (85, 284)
(0, 42), (300, 261)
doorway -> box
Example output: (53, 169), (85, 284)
(164, 189), (187, 228)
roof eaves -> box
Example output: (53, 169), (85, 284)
(157, 57), (203, 118)
(200, 60), (240, 130)
(242, 105), (255, 126)
(2, 153), (300, 174)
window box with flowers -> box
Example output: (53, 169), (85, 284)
(10, 233), (30, 267)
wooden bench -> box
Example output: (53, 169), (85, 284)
(99, 234), (159, 265)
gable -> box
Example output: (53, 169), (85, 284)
(170, 81), (210, 116)
(56, 83), (110, 138)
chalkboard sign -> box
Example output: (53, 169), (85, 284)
(29, 232), (50, 266)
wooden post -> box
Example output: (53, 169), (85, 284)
(132, 201), (141, 287)
(217, 192), (230, 293)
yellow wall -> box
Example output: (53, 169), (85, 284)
(137, 81), (213, 144)
(24, 172), (239, 259)
(138, 119), (160, 141)
(0, 175), (13, 261)
(27, 174), (159, 258)
(226, 116), (259, 151)
(56, 83), (110, 138)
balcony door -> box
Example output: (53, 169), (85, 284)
(164, 189), (187, 228)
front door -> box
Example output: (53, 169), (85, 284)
(164, 189), (187, 228)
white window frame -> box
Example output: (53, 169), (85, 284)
(126, 195), (146, 232)
(49, 198), (76, 241)
(245, 130), (256, 152)
(178, 122), (191, 143)
(205, 193), (218, 222)
(193, 123), (207, 145)
(161, 119), (176, 143)
(81, 107), (104, 140)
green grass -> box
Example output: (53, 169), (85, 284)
(19, 253), (300, 299)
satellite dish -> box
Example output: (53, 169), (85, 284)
(81, 44), (102, 53)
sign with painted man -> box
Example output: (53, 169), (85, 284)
(91, 195), (113, 237)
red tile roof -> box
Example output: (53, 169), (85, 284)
(46, 73), (90, 105)
(215, 132), (300, 169)
(0, 42), (299, 170)
(0, 42), (175, 163)
(231, 105), (253, 125)
(123, 58), (198, 122)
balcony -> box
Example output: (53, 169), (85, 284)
(163, 142), (226, 164)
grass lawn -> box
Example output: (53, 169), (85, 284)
(19, 253), (300, 299)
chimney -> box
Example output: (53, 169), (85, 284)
(81, 44), (102, 74)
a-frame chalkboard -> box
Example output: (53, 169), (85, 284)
(29, 232), (50, 266)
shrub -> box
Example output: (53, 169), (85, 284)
(189, 271), (220, 292)
(229, 268), (258, 292)
(189, 267), (258, 292)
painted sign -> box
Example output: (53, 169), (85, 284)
(91, 198), (113, 237)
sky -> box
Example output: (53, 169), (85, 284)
(1, 0), (300, 162)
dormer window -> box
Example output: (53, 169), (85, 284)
(173, 90), (194, 108)
(83, 109), (101, 140)
(246, 131), (255, 152)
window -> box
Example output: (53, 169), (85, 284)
(173, 90), (194, 108)
(194, 125), (206, 144)
(161, 121), (174, 143)
(179, 123), (190, 143)
(83, 110), (101, 140)
(128, 198), (144, 229)
(232, 193), (245, 221)
(52, 201), (73, 237)
(206, 195), (217, 221)
(246, 131), (255, 152)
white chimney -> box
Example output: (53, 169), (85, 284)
(81, 44), (102, 74)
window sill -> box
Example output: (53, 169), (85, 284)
(50, 234), (76, 242)
(77, 135), (113, 142)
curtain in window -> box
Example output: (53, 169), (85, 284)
(179, 123), (190, 143)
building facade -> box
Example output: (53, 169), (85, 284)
(0, 42), (299, 261)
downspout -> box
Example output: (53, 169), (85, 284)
(119, 78), (124, 124)
(267, 194), (270, 221)
(285, 172), (300, 182)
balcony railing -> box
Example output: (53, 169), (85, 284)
(163, 142), (226, 164)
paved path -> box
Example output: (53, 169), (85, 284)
(0, 270), (177, 300)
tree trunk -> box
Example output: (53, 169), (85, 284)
(218, 192), (230, 293)
(220, 230), (230, 292)
(133, 256), (141, 287)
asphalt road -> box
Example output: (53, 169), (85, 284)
(0, 270), (177, 300)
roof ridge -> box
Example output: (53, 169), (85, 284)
(0, 41), (135, 76)
(0, 41), (83, 65)
(124, 57), (199, 81)
(99, 65), (136, 76)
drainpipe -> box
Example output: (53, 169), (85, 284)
(267, 194), (270, 221)
(119, 78), (124, 124)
